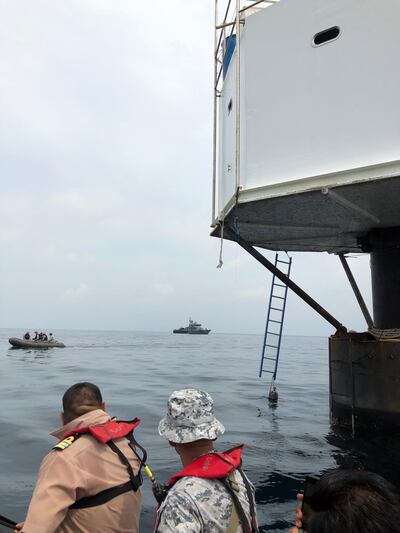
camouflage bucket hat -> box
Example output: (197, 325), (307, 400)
(158, 388), (225, 444)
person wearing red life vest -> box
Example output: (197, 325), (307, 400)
(154, 388), (258, 533)
(14, 382), (142, 533)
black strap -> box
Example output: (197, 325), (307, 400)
(70, 435), (142, 510)
(70, 480), (133, 509)
(107, 440), (141, 490)
(237, 468), (258, 532)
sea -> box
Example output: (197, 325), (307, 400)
(0, 329), (399, 532)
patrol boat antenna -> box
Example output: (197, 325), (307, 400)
(212, 0), (400, 435)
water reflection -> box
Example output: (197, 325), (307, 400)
(255, 424), (400, 531)
(7, 348), (53, 362)
(326, 429), (400, 487)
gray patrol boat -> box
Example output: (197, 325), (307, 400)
(173, 318), (211, 335)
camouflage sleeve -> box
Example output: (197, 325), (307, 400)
(156, 490), (203, 533)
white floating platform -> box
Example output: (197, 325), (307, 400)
(213, 0), (400, 253)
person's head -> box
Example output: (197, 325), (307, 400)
(158, 389), (225, 463)
(303, 469), (400, 533)
(61, 382), (105, 425)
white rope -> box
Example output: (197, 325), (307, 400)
(368, 327), (400, 341)
(217, 220), (224, 269)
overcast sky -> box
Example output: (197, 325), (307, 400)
(0, 0), (373, 336)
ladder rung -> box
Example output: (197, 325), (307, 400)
(277, 259), (290, 265)
(272, 295), (285, 300)
(265, 357), (277, 361)
(270, 307), (283, 312)
(267, 332), (280, 336)
(269, 319), (281, 324)
(274, 283), (287, 288)
(265, 344), (278, 349)
(262, 370), (274, 374)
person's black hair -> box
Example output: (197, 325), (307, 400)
(305, 469), (400, 533)
(62, 382), (103, 423)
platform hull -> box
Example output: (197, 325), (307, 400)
(213, 0), (400, 253)
(330, 333), (400, 434)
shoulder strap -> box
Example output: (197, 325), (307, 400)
(225, 472), (240, 533)
(70, 433), (142, 510)
(237, 468), (258, 532)
(220, 473), (252, 533)
(220, 468), (259, 533)
(70, 480), (133, 509)
(107, 439), (142, 491)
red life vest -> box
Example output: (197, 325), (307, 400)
(61, 418), (141, 444)
(155, 445), (258, 533)
(54, 418), (143, 509)
(167, 444), (244, 486)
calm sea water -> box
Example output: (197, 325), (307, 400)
(0, 329), (399, 532)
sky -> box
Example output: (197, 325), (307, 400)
(0, 0), (373, 336)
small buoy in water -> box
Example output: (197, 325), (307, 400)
(268, 386), (278, 403)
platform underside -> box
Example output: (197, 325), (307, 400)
(211, 175), (400, 253)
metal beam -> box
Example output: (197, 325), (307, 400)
(339, 254), (374, 329)
(321, 187), (380, 224)
(224, 226), (347, 333)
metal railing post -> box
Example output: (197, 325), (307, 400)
(212, 1), (281, 227)
(235, 0), (241, 190)
(212, 0), (219, 226)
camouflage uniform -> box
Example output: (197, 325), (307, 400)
(155, 389), (257, 533)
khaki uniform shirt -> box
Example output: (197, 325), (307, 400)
(23, 409), (141, 533)
(155, 469), (256, 532)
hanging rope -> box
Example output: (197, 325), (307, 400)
(217, 220), (225, 268)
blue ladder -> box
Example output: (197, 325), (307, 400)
(259, 253), (292, 397)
